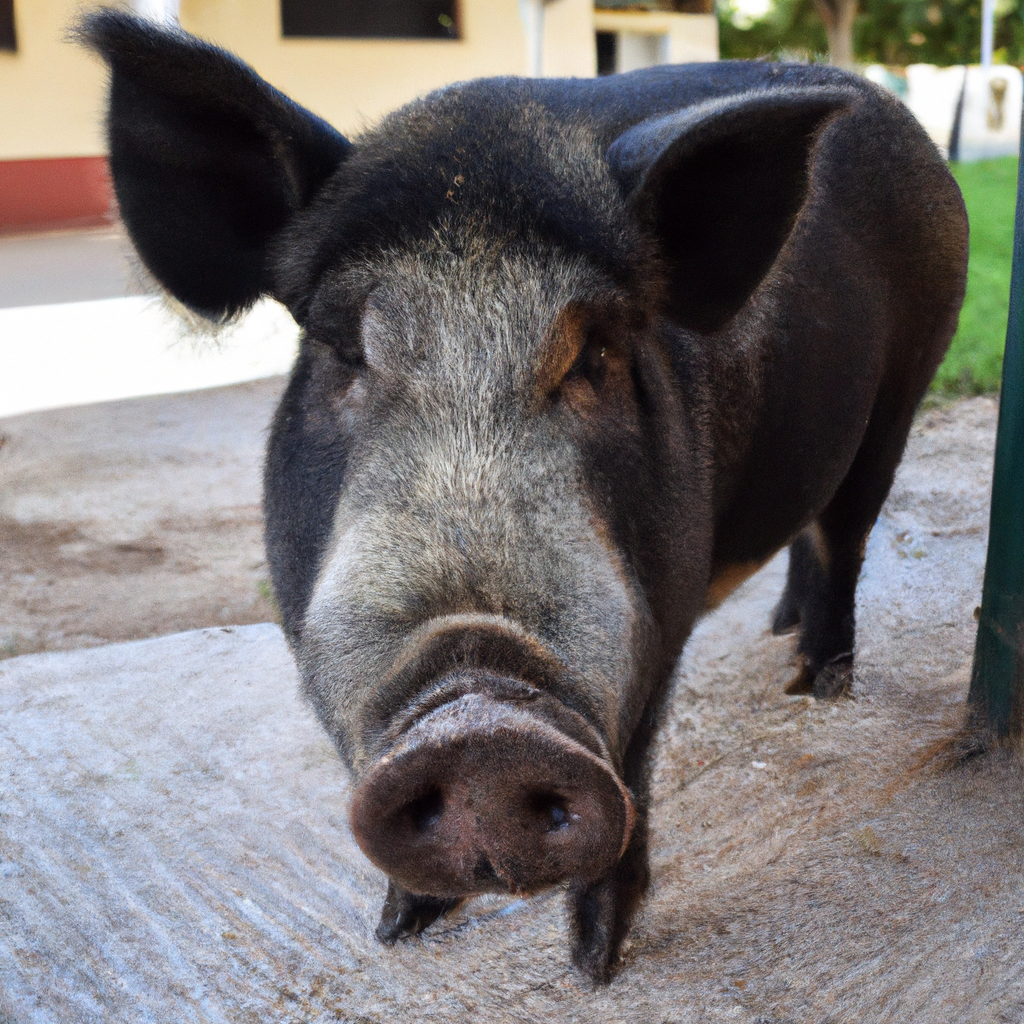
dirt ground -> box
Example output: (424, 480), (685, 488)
(0, 378), (284, 659)
(0, 384), (994, 668)
(2, 386), (1021, 1023)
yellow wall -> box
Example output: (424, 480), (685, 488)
(179, 0), (598, 134)
(0, 0), (598, 159)
(0, 0), (598, 161)
(0, 0), (109, 159)
(542, 0), (597, 78)
(1, 1), (721, 163)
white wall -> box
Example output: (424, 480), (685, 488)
(900, 63), (1023, 161)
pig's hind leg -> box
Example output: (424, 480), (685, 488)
(375, 879), (463, 943)
(773, 391), (922, 699)
(771, 530), (815, 637)
(773, 522), (861, 698)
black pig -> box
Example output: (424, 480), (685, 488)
(82, 11), (968, 984)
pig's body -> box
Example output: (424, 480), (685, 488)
(83, 11), (968, 984)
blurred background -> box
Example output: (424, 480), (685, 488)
(0, 0), (1016, 395)
(717, 0), (1024, 395)
(0, 0), (1017, 660)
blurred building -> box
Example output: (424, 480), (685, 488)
(864, 62), (1023, 162)
(0, 0), (717, 234)
(594, 0), (717, 74)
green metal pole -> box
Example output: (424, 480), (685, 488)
(968, 119), (1024, 741)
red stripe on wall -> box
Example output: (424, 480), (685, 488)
(0, 156), (115, 234)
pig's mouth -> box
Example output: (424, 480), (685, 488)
(349, 683), (635, 898)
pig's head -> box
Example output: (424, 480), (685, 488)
(83, 12), (850, 903)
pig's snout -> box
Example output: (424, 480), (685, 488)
(349, 693), (635, 897)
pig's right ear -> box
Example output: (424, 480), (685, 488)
(607, 87), (853, 334)
(79, 10), (350, 320)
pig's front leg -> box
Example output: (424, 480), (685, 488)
(567, 812), (650, 986)
(375, 879), (463, 943)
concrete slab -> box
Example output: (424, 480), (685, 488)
(0, 378), (287, 657)
(1, 397), (1021, 1022)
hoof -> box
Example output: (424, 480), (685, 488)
(375, 881), (462, 944)
(812, 654), (853, 699)
(784, 654), (853, 698)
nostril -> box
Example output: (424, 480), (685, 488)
(404, 789), (444, 833)
(527, 790), (572, 832)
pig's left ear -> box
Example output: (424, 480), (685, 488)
(79, 10), (351, 320)
(607, 88), (853, 334)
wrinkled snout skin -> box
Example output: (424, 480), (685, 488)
(84, 11), (969, 984)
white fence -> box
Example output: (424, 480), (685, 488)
(866, 63), (1023, 161)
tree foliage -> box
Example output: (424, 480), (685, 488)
(718, 0), (828, 61)
(718, 0), (1024, 66)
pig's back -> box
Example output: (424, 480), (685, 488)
(413, 61), (915, 154)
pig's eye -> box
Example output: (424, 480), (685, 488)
(565, 330), (608, 390)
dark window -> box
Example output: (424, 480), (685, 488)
(0, 0), (16, 52)
(281, 0), (458, 39)
(596, 1), (712, 11)
(670, 0), (714, 13)
(596, 31), (617, 75)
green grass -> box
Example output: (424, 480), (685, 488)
(933, 156), (1018, 394)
